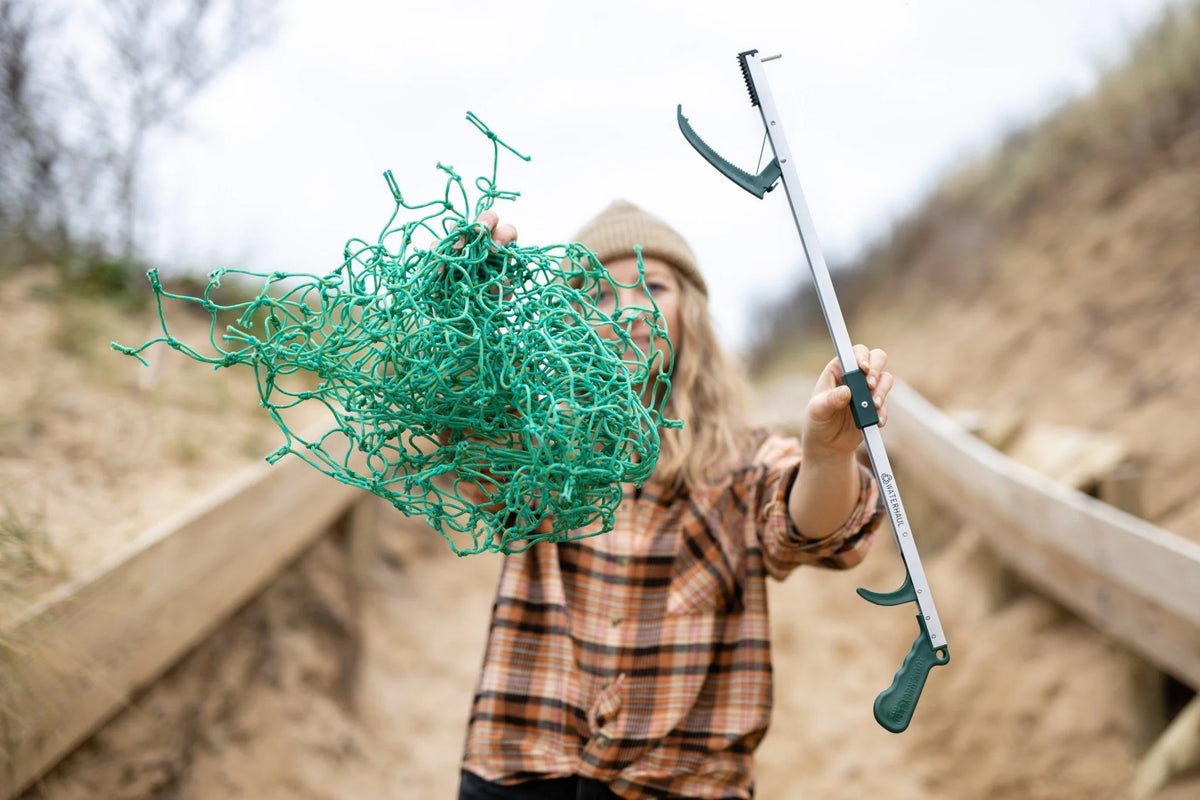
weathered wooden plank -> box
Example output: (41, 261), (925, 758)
(975, 506), (1200, 688)
(1003, 422), (1127, 492)
(1129, 694), (1200, 800)
(0, 450), (364, 798)
(885, 382), (1200, 688)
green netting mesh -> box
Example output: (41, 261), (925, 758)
(113, 112), (680, 555)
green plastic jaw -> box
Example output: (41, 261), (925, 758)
(676, 105), (781, 199)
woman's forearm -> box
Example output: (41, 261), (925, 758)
(786, 451), (861, 540)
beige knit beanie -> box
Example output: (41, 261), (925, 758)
(572, 200), (707, 295)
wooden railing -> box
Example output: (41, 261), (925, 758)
(883, 382), (1200, 690)
(0, 447), (370, 798)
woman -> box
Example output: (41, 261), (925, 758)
(458, 201), (888, 800)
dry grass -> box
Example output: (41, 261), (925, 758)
(0, 266), (325, 595)
(0, 505), (62, 599)
(944, 1), (1200, 220)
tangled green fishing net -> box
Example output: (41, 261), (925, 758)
(113, 112), (680, 555)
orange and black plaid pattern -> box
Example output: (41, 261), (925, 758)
(462, 432), (882, 799)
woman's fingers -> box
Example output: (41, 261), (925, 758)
(875, 369), (894, 405)
(809, 384), (851, 422)
(475, 210), (518, 246)
(477, 209), (498, 232)
(812, 372), (892, 421)
(814, 356), (841, 392)
(851, 344), (888, 391)
(493, 222), (518, 246)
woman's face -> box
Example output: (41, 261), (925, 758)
(593, 254), (681, 367)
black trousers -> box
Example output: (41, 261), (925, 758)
(458, 770), (622, 800)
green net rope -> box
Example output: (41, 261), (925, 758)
(113, 112), (680, 555)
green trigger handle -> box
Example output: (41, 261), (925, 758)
(676, 105), (781, 199)
(857, 576), (951, 733)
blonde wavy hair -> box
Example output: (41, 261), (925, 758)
(653, 272), (752, 494)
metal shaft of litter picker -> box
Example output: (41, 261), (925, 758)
(739, 50), (946, 650)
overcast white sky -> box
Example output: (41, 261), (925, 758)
(144, 0), (1181, 353)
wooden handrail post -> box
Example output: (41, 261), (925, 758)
(1128, 693), (1200, 800)
(332, 495), (379, 712)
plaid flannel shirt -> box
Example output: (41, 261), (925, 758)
(462, 432), (882, 799)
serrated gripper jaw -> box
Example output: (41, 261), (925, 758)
(737, 49), (760, 107)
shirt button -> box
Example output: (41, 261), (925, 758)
(617, 555), (631, 566)
(610, 616), (623, 627)
(594, 734), (611, 746)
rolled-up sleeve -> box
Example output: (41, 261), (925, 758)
(747, 433), (884, 580)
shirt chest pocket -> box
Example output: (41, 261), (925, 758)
(665, 515), (745, 616)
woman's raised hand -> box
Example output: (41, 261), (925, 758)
(802, 345), (893, 462)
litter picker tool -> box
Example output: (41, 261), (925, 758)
(677, 49), (949, 733)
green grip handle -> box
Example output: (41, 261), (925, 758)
(873, 615), (950, 734)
